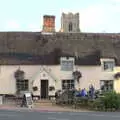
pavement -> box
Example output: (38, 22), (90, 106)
(0, 104), (90, 112)
(0, 109), (120, 120)
(0, 99), (90, 112)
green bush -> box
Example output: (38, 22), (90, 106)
(101, 91), (120, 111)
(88, 98), (104, 111)
(74, 97), (89, 109)
(91, 91), (120, 111)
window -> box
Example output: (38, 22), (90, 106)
(103, 61), (114, 71)
(62, 80), (74, 90)
(100, 80), (113, 92)
(68, 22), (73, 32)
(61, 60), (73, 71)
(16, 79), (29, 91)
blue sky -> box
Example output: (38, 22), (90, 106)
(0, 0), (120, 32)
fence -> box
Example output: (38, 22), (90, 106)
(1, 95), (22, 106)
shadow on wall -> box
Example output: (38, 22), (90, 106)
(75, 50), (101, 65)
(0, 49), (102, 65)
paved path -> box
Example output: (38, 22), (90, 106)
(0, 109), (120, 120)
(0, 104), (90, 112)
(0, 105), (86, 112)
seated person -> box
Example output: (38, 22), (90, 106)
(81, 88), (87, 97)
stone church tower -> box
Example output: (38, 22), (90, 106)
(60, 12), (80, 33)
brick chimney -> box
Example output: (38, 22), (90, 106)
(42, 15), (55, 32)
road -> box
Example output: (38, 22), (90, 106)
(0, 109), (120, 120)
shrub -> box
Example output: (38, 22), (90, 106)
(101, 91), (120, 111)
(88, 98), (104, 111)
(49, 86), (55, 91)
(91, 91), (120, 111)
(14, 69), (25, 80)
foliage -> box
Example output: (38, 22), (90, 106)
(33, 86), (38, 91)
(14, 69), (25, 80)
(88, 98), (104, 110)
(49, 86), (55, 91)
(74, 97), (89, 109)
(114, 72), (120, 79)
(90, 91), (120, 111)
(72, 71), (82, 82)
(101, 91), (120, 110)
(56, 89), (120, 111)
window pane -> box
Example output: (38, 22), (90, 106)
(16, 79), (29, 91)
(100, 80), (113, 91)
(62, 80), (75, 90)
(61, 60), (73, 71)
(103, 61), (114, 71)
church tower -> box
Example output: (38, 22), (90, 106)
(60, 12), (80, 33)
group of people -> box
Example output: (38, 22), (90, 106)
(75, 85), (95, 98)
(55, 84), (96, 100)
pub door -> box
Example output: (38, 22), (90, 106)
(40, 80), (48, 99)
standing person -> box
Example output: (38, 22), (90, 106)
(21, 94), (26, 107)
(31, 93), (34, 101)
(89, 84), (95, 99)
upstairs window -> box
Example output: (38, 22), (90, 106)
(61, 60), (74, 71)
(101, 59), (115, 72)
(60, 57), (74, 71)
(103, 61), (114, 71)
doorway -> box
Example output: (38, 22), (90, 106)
(40, 80), (48, 99)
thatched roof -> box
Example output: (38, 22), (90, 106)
(0, 32), (120, 65)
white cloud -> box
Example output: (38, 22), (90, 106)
(5, 20), (20, 29)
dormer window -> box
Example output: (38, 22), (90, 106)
(103, 61), (114, 71)
(60, 57), (74, 71)
(100, 58), (115, 72)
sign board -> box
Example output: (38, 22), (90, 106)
(24, 93), (33, 108)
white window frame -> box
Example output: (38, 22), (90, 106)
(60, 57), (74, 71)
(16, 79), (29, 91)
(62, 79), (75, 90)
(100, 80), (113, 91)
(100, 58), (115, 72)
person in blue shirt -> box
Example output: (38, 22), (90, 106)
(81, 88), (87, 97)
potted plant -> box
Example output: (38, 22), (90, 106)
(72, 70), (82, 83)
(114, 72), (120, 80)
(33, 86), (38, 91)
(49, 86), (55, 91)
(14, 69), (25, 80)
